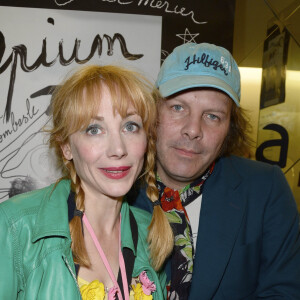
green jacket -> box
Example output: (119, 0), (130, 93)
(0, 180), (167, 299)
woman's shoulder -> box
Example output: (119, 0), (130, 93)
(0, 186), (49, 209)
(0, 184), (54, 218)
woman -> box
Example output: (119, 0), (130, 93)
(0, 65), (173, 299)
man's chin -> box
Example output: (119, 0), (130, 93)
(168, 164), (210, 181)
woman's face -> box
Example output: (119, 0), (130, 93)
(61, 85), (147, 200)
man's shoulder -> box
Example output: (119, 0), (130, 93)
(224, 155), (273, 168)
(221, 155), (281, 178)
(213, 156), (290, 198)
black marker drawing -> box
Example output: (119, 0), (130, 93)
(8, 177), (37, 198)
(0, 30), (143, 123)
(0, 91), (54, 200)
(48, 17), (55, 25)
(54, 0), (207, 25)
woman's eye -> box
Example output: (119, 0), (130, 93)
(124, 122), (139, 132)
(172, 105), (183, 112)
(86, 125), (102, 135)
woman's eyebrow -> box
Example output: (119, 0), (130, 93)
(124, 110), (138, 118)
(92, 116), (104, 121)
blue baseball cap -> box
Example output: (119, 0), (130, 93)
(156, 43), (241, 106)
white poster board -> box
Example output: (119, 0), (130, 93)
(0, 6), (162, 201)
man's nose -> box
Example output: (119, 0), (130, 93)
(181, 114), (203, 140)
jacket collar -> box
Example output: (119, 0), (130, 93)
(189, 156), (246, 299)
(32, 180), (72, 243)
(32, 179), (137, 256)
(120, 201), (137, 255)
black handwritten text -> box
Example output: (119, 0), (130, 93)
(0, 31), (143, 123)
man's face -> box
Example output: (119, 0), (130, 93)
(156, 88), (232, 190)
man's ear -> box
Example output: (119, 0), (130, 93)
(61, 143), (73, 161)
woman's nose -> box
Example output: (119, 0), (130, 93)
(106, 132), (128, 158)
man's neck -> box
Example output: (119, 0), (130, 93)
(157, 171), (192, 191)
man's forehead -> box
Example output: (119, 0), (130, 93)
(165, 87), (233, 102)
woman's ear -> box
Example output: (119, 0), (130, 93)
(61, 143), (73, 161)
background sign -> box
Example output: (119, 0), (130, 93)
(256, 24), (300, 206)
(0, 6), (162, 201)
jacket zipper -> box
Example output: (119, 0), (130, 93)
(62, 254), (82, 300)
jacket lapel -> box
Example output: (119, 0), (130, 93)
(189, 157), (246, 300)
(32, 180), (71, 242)
(117, 208), (138, 299)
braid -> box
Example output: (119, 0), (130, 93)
(64, 157), (90, 267)
(145, 137), (174, 271)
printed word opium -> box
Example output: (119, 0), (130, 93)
(0, 31), (143, 123)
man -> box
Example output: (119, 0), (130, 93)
(131, 43), (300, 299)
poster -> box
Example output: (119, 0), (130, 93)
(0, 6), (162, 201)
(260, 25), (290, 109)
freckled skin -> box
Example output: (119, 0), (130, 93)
(156, 89), (232, 190)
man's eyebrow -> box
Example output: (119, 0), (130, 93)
(206, 107), (227, 112)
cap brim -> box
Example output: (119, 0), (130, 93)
(158, 75), (240, 107)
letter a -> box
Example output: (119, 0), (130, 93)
(255, 123), (289, 168)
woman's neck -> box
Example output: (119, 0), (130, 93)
(83, 192), (123, 236)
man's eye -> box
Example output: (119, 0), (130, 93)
(172, 105), (183, 112)
(124, 122), (139, 132)
(207, 114), (219, 121)
(86, 125), (102, 135)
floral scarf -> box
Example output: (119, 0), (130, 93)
(157, 163), (215, 300)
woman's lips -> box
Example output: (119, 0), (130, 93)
(99, 166), (131, 179)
